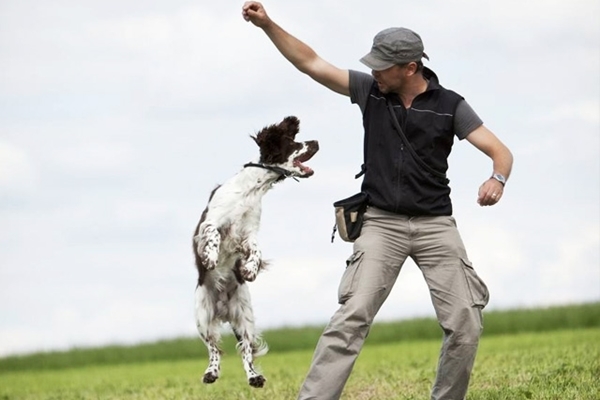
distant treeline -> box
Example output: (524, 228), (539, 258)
(1, 302), (598, 373)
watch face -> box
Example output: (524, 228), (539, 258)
(493, 174), (506, 184)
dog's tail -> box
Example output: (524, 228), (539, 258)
(252, 336), (269, 357)
(234, 330), (269, 357)
(193, 237), (206, 286)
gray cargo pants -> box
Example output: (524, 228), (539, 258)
(298, 207), (489, 400)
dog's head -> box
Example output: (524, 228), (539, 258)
(251, 116), (319, 178)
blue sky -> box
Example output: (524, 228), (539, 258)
(1, 0), (599, 356)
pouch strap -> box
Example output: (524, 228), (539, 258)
(386, 100), (448, 183)
(354, 164), (366, 179)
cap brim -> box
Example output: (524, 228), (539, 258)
(359, 52), (396, 71)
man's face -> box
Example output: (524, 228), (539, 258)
(371, 64), (410, 94)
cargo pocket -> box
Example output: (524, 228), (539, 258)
(337, 251), (364, 304)
(460, 258), (490, 308)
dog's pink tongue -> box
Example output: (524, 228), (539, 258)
(294, 160), (313, 175)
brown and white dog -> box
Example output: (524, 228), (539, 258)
(192, 116), (319, 387)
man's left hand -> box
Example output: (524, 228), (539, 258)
(477, 178), (504, 206)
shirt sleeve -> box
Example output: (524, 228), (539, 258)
(349, 70), (374, 114)
(454, 99), (483, 140)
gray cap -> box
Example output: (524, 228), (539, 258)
(360, 27), (430, 71)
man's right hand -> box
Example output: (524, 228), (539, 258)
(242, 2), (270, 28)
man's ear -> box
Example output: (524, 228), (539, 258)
(406, 61), (419, 76)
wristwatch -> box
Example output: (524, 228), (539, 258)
(491, 173), (506, 186)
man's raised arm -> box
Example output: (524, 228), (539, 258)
(242, 1), (350, 96)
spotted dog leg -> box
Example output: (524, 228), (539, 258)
(196, 222), (220, 270)
(239, 237), (262, 282)
(201, 337), (222, 384)
(230, 285), (268, 388)
(195, 285), (222, 384)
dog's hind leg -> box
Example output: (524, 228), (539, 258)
(195, 285), (222, 384)
(229, 284), (268, 388)
(195, 222), (221, 271)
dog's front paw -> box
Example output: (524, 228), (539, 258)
(239, 247), (263, 281)
(240, 261), (259, 282)
(248, 375), (266, 388)
(196, 226), (220, 270)
(200, 250), (218, 271)
(203, 372), (219, 384)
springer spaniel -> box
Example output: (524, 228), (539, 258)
(192, 116), (319, 388)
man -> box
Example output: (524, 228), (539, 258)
(242, 2), (513, 400)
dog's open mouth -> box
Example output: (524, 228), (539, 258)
(293, 142), (319, 177)
(293, 158), (314, 176)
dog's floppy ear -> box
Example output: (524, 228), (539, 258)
(251, 122), (288, 164)
(251, 126), (279, 153)
(251, 115), (299, 145)
(279, 116), (300, 138)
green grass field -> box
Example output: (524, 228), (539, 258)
(1, 303), (599, 400)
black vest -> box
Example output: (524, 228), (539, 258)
(361, 68), (463, 216)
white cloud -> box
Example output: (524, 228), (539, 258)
(0, 142), (38, 193)
(50, 141), (137, 174)
(535, 101), (600, 125)
(540, 227), (600, 303)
